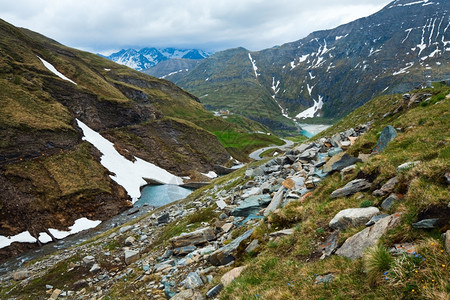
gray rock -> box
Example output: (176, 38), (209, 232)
(124, 236), (135, 246)
(124, 249), (140, 265)
(209, 229), (254, 266)
(154, 260), (174, 272)
(231, 194), (272, 217)
(381, 193), (398, 211)
(329, 207), (380, 230)
(173, 246), (197, 256)
(373, 177), (399, 197)
(296, 143), (314, 153)
(13, 271), (30, 281)
(245, 239), (259, 253)
(264, 186), (285, 217)
(365, 214), (389, 226)
(89, 263), (101, 273)
(119, 225), (133, 234)
(206, 284), (224, 298)
(184, 272), (204, 289)
(318, 231), (339, 259)
(221, 266), (247, 286)
(82, 255), (95, 267)
(445, 172), (450, 185)
(170, 227), (216, 248)
(171, 289), (205, 300)
(157, 213), (170, 224)
(340, 164), (357, 179)
(330, 154), (362, 172)
(269, 228), (294, 237)
(330, 179), (370, 198)
(336, 213), (402, 259)
(314, 274), (335, 284)
(397, 161), (421, 173)
(73, 279), (88, 290)
(445, 230), (450, 254)
(328, 147), (343, 157)
(372, 126), (396, 154)
(412, 218), (439, 229)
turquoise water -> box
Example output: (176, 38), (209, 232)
(135, 184), (192, 207)
(298, 124), (331, 138)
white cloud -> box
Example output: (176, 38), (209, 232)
(1, 0), (392, 52)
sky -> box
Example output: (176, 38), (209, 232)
(1, 0), (392, 54)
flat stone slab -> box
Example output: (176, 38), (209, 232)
(336, 213), (402, 259)
(330, 179), (370, 198)
(231, 194), (272, 217)
(329, 207), (380, 230)
(264, 186), (285, 217)
(221, 266), (247, 286)
(209, 229), (254, 266)
(170, 227), (216, 248)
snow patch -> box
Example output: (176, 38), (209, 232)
(76, 119), (183, 202)
(201, 171), (218, 179)
(248, 53), (260, 78)
(37, 56), (77, 85)
(299, 54), (309, 62)
(0, 217), (101, 249)
(393, 62), (414, 75)
(295, 96), (324, 119)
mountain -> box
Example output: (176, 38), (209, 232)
(143, 58), (202, 81)
(169, 0), (450, 131)
(102, 47), (210, 71)
(0, 19), (281, 260)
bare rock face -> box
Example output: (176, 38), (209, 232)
(336, 213), (402, 259)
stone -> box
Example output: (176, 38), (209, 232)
(49, 289), (62, 300)
(358, 153), (371, 162)
(314, 274), (335, 284)
(372, 125), (396, 154)
(340, 165), (357, 179)
(119, 225), (133, 233)
(445, 172), (450, 185)
(390, 242), (416, 255)
(82, 255), (95, 267)
(412, 218), (439, 229)
(13, 271), (30, 281)
(231, 194), (271, 217)
(124, 249), (140, 265)
(381, 193), (398, 211)
(348, 136), (358, 146)
(173, 246), (197, 256)
(89, 263), (101, 273)
(157, 213), (170, 224)
(330, 179), (370, 198)
(329, 207), (380, 230)
(365, 214), (389, 226)
(184, 272), (204, 289)
(221, 266), (247, 286)
(73, 279), (88, 290)
(340, 140), (351, 148)
(269, 228), (294, 237)
(318, 231), (339, 259)
(124, 236), (135, 246)
(221, 223), (233, 233)
(171, 289), (205, 300)
(445, 230), (450, 254)
(206, 284), (224, 298)
(264, 186), (285, 217)
(170, 227), (216, 248)
(328, 147), (343, 157)
(245, 239), (259, 253)
(323, 153), (362, 174)
(336, 213), (402, 259)
(372, 177), (399, 197)
(282, 178), (295, 189)
(397, 161), (421, 172)
(305, 177), (321, 189)
(216, 199), (227, 209)
(209, 229), (254, 266)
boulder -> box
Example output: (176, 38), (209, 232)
(282, 177), (305, 190)
(209, 229), (254, 266)
(245, 239), (259, 253)
(445, 230), (450, 254)
(365, 214), (389, 226)
(124, 236), (135, 246)
(170, 227), (216, 248)
(184, 272), (204, 289)
(318, 231), (339, 259)
(124, 249), (140, 265)
(328, 147), (343, 157)
(206, 284), (224, 298)
(13, 271), (30, 281)
(269, 228), (295, 237)
(82, 255), (95, 267)
(264, 187), (285, 217)
(323, 153), (361, 173)
(173, 246), (197, 256)
(412, 218), (438, 229)
(372, 125), (396, 154)
(157, 213), (170, 224)
(381, 193), (398, 211)
(372, 177), (399, 197)
(397, 161), (420, 173)
(330, 179), (370, 198)
(49, 289), (62, 300)
(171, 289), (205, 300)
(221, 266), (247, 286)
(89, 263), (101, 273)
(336, 213), (402, 259)
(329, 207), (380, 230)
(231, 194), (272, 217)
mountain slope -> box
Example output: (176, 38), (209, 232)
(102, 47), (210, 71)
(171, 0), (450, 129)
(0, 19), (231, 259)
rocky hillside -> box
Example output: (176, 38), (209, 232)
(102, 48), (210, 71)
(2, 82), (448, 299)
(169, 0), (450, 131)
(143, 58), (202, 81)
(0, 19), (283, 261)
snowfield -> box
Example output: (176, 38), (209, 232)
(37, 56), (77, 85)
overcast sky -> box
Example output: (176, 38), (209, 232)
(1, 0), (392, 54)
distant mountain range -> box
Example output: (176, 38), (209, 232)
(101, 48), (211, 71)
(164, 0), (450, 130)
